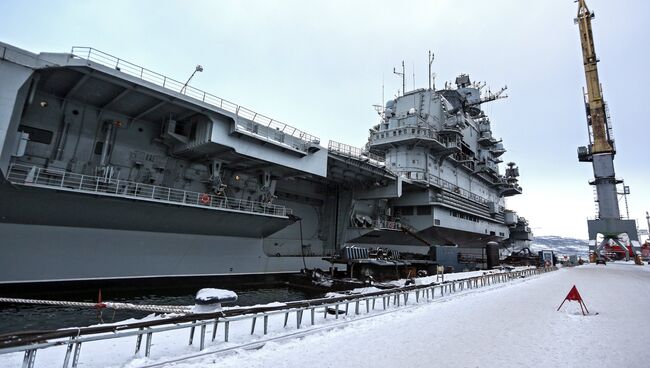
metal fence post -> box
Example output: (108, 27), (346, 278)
(72, 342), (83, 367)
(145, 331), (152, 358)
(296, 310), (303, 329)
(211, 319), (219, 341)
(63, 337), (75, 367)
(188, 322), (196, 345)
(135, 328), (144, 354)
(199, 324), (206, 351)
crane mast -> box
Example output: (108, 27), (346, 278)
(574, 0), (639, 262)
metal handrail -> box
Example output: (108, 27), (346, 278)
(327, 140), (385, 164)
(7, 164), (291, 217)
(1, 267), (557, 367)
(369, 126), (460, 148)
(69, 47), (320, 150)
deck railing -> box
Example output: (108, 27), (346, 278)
(69, 47), (320, 152)
(0, 267), (557, 368)
(327, 140), (386, 166)
(7, 164), (291, 217)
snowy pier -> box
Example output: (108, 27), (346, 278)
(1, 267), (553, 367)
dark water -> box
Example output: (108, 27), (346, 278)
(0, 286), (319, 334)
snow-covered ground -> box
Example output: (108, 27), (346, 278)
(176, 263), (650, 368)
(2, 263), (648, 367)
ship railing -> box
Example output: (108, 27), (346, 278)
(327, 140), (385, 166)
(69, 47), (320, 152)
(6, 163), (291, 218)
(0, 267), (558, 368)
(369, 127), (447, 146)
(426, 173), (491, 205)
(372, 219), (401, 230)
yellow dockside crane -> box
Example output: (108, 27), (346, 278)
(574, 0), (642, 264)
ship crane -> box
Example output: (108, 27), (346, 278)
(574, 0), (639, 262)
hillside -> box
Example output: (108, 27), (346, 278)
(530, 235), (589, 256)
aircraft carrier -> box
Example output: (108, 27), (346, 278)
(0, 42), (532, 289)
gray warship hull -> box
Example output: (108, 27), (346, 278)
(0, 42), (533, 288)
(0, 175), (322, 286)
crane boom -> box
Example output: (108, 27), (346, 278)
(576, 0), (613, 154)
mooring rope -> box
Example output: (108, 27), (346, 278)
(0, 297), (192, 314)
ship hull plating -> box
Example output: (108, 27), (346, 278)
(0, 221), (324, 285)
(0, 175), (326, 286)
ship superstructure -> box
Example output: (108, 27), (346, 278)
(0, 42), (532, 287)
(339, 73), (532, 253)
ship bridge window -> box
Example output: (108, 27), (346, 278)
(18, 125), (53, 145)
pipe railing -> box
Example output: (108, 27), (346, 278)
(7, 163), (291, 218)
(327, 140), (385, 165)
(69, 47), (320, 151)
(0, 267), (557, 367)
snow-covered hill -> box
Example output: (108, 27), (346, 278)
(530, 235), (589, 256)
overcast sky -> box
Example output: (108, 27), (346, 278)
(1, 0), (648, 239)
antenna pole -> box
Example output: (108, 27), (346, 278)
(412, 61), (415, 90)
(428, 50), (435, 90)
(393, 61), (406, 96)
(382, 75), (385, 112)
(402, 61), (406, 94)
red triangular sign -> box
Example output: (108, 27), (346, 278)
(565, 285), (583, 301)
(557, 285), (589, 315)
